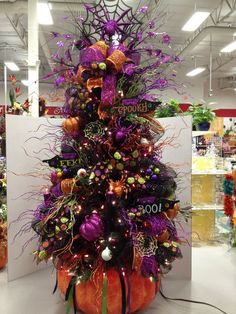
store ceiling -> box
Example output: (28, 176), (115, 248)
(0, 0), (236, 85)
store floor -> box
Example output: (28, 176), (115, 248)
(0, 246), (235, 314)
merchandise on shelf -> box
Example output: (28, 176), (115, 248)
(192, 134), (227, 245)
(223, 118), (236, 157)
(0, 157), (7, 269)
(223, 168), (236, 247)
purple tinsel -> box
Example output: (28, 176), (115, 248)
(54, 76), (65, 87)
(147, 32), (158, 38)
(51, 32), (60, 38)
(149, 20), (155, 29)
(139, 6), (148, 14)
(162, 34), (171, 45)
(56, 41), (64, 48)
(62, 34), (72, 40)
(123, 63), (135, 76)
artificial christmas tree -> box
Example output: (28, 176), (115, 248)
(32, 1), (183, 313)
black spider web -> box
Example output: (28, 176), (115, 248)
(78, 0), (144, 43)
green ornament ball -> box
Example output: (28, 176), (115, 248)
(116, 163), (124, 170)
(127, 177), (135, 184)
(99, 62), (107, 70)
(114, 152), (122, 160)
(138, 177), (146, 184)
(132, 150), (139, 158)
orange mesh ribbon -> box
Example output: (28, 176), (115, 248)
(78, 41), (128, 115)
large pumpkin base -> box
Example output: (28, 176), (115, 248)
(58, 268), (160, 314)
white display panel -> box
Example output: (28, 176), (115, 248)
(6, 115), (62, 281)
(6, 115), (191, 282)
(156, 116), (192, 279)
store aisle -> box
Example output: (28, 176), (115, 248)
(0, 246), (235, 314)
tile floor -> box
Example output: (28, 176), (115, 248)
(0, 246), (235, 314)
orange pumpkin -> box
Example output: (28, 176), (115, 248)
(62, 117), (80, 134)
(60, 178), (79, 195)
(58, 267), (160, 314)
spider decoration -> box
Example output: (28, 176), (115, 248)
(133, 232), (158, 257)
(84, 121), (105, 142)
(84, 0), (142, 42)
(82, 0), (143, 44)
(109, 175), (131, 198)
(112, 117), (136, 145)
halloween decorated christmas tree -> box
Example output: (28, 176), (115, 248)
(32, 1), (183, 313)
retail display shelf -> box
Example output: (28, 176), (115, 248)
(192, 170), (228, 175)
(192, 131), (215, 137)
(192, 205), (224, 211)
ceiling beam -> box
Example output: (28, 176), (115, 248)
(206, 54), (236, 74)
(5, 13), (27, 48)
(176, 0), (236, 56)
(39, 30), (54, 71)
(5, 12), (54, 72)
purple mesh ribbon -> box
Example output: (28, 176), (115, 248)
(145, 215), (168, 236)
(101, 74), (116, 105)
(80, 47), (105, 67)
(141, 256), (158, 277)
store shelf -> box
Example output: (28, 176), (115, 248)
(192, 170), (228, 175)
(192, 205), (224, 211)
(192, 131), (215, 137)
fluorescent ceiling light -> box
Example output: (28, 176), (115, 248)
(221, 40), (236, 53)
(186, 67), (206, 77)
(4, 62), (20, 71)
(21, 80), (30, 86)
(37, 2), (53, 25)
(182, 12), (210, 32)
